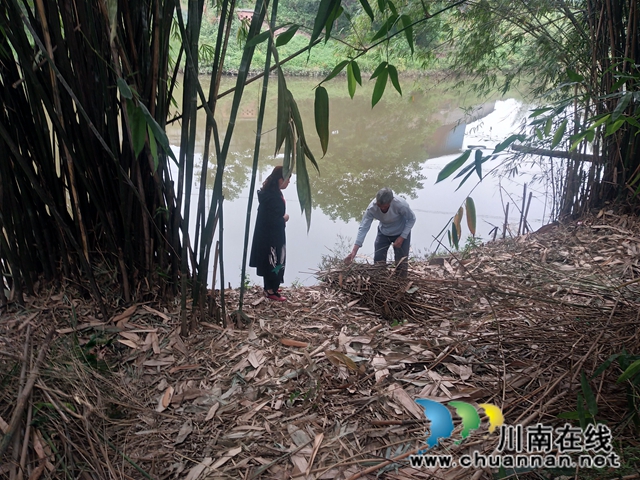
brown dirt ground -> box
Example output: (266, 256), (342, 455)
(1, 211), (640, 480)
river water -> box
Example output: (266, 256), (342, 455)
(167, 76), (550, 288)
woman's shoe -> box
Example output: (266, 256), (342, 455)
(265, 290), (287, 301)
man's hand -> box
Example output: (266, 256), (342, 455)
(344, 245), (360, 265)
(393, 236), (404, 248)
(284, 213), (290, 222)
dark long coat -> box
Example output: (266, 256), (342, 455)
(249, 187), (286, 279)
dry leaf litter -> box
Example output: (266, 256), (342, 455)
(1, 212), (640, 480)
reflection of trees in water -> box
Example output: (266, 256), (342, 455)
(187, 77), (489, 220)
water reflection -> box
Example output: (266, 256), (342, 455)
(167, 77), (540, 287)
(169, 77), (498, 220)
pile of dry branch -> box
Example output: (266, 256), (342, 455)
(1, 212), (640, 479)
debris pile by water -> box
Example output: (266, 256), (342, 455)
(1, 211), (639, 479)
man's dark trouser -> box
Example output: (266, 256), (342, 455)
(374, 230), (411, 277)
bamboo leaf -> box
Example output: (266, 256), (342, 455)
(275, 25), (299, 47)
(377, 0), (387, 13)
(371, 14), (398, 42)
(296, 137), (312, 231)
(325, 350), (358, 372)
(591, 353), (622, 378)
(325, 4), (344, 42)
(543, 117), (553, 137)
(246, 30), (271, 47)
(275, 67), (289, 154)
(612, 92), (632, 122)
(136, 101), (177, 164)
(127, 100), (147, 159)
(617, 359), (640, 383)
(322, 60), (349, 84)
(400, 14), (414, 54)
(580, 371), (598, 417)
(289, 90), (319, 172)
(347, 62), (357, 98)
(107, 0), (118, 45)
(436, 149), (471, 183)
(350, 60), (362, 85)
(550, 119), (568, 149)
(314, 86), (329, 156)
(577, 393), (586, 429)
(283, 130), (293, 179)
(387, 64), (401, 96)
(605, 118), (626, 136)
(465, 197), (476, 236)
(117, 78), (133, 99)
(358, 0), (374, 20)
(493, 134), (525, 154)
(453, 206), (463, 241)
(370, 61), (388, 80)
(451, 223), (459, 249)
(474, 149), (483, 179)
(371, 67), (388, 108)
(310, 0), (338, 46)
(147, 124), (158, 173)
(566, 68), (583, 83)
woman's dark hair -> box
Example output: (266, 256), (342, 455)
(262, 166), (284, 191)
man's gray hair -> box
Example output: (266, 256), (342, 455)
(376, 188), (394, 205)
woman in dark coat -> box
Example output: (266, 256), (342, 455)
(249, 166), (290, 301)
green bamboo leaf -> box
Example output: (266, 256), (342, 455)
(371, 14), (398, 42)
(289, 90), (319, 172)
(377, 0), (386, 12)
(387, 64), (401, 96)
(589, 114), (611, 130)
(246, 29), (271, 47)
(350, 60), (362, 85)
(117, 78), (133, 99)
(436, 149), (471, 183)
(322, 60), (349, 84)
(577, 393), (586, 429)
(580, 371), (598, 417)
(371, 68), (388, 108)
(370, 61), (388, 80)
(535, 128), (543, 141)
(612, 92), (632, 122)
(474, 149), (483, 179)
(550, 119), (568, 149)
(275, 25), (299, 47)
(617, 358), (640, 383)
(606, 118), (626, 136)
(147, 124), (158, 173)
(566, 68), (584, 83)
(325, 4), (344, 42)
(358, 0), (374, 20)
(387, 0), (397, 15)
(283, 130), (293, 179)
(544, 117), (553, 137)
(529, 107), (553, 118)
(493, 134), (525, 154)
(591, 353), (622, 378)
(275, 67), (289, 154)
(570, 130), (590, 151)
(447, 229), (452, 247)
(126, 99), (146, 159)
(136, 101), (177, 164)
(296, 137), (312, 231)
(465, 197), (476, 236)
(311, 0), (338, 46)
(107, 0), (118, 45)
(347, 62), (357, 98)
(400, 14), (414, 54)
(314, 86), (329, 156)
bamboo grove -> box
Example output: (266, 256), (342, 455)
(1, 0), (639, 325)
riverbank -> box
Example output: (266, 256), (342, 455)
(1, 211), (639, 479)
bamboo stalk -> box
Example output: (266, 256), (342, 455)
(0, 327), (55, 459)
